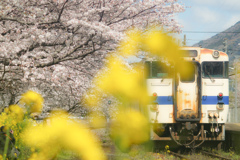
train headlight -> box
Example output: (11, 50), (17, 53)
(217, 92), (224, 110)
(153, 92), (157, 97)
(208, 112), (214, 118)
(218, 92), (223, 98)
(212, 51), (220, 58)
(152, 92), (158, 101)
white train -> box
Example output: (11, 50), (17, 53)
(145, 47), (229, 148)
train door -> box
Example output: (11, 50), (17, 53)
(175, 61), (201, 121)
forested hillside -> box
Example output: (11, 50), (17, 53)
(194, 21), (240, 63)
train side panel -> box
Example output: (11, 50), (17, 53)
(201, 79), (229, 123)
(200, 51), (229, 124)
(147, 78), (174, 123)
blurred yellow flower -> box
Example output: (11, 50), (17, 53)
(120, 28), (192, 80)
(83, 89), (103, 108)
(20, 90), (44, 113)
(28, 153), (38, 160)
(142, 29), (180, 56)
(95, 56), (149, 106)
(23, 111), (106, 160)
(110, 109), (149, 152)
(119, 29), (141, 56)
(9, 105), (24, 122)
(142, 29), (192, 80)
(4, 108), (9, 113)
(89, 112), (107, 128)
(165, 145), (169, 150)
(0, 112), (7, 127)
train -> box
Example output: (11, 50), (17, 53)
(145, 47), (229, 148)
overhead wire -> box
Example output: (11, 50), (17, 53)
(183, 31), (240, 34)
(182, 30), (240, 47)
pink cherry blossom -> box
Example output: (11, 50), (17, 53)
(0, 0), (185, 114)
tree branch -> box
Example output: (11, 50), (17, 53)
(57, 0), (69, 22)
(107, 5), (157, 26)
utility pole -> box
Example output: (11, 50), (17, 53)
(182, 34), (186, 46)
(223, 38), (228, 54)
(235, 63), (238, 122)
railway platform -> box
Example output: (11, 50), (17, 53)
(225, 123), (240, 132)
(224, 123), (240, 153)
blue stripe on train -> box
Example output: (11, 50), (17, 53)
(202, 96), (229, 105)
(155, 96), (229, 105)
(156, 96), (173, 104)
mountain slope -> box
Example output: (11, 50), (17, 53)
(193, 21), (240, 61)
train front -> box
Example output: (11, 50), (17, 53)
(145, 47), (229, 148)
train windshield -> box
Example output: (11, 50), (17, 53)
(202, 62), (229, 78)
(145, 61), (171, 78)
(180, 62), (195, 82)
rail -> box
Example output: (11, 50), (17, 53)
(169, 151), (190, 160)
(201, 150), (232, 160)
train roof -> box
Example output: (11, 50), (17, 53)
(181, 46), (228, 57)
(144, 47), (228, 61)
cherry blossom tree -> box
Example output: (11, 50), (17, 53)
(0, 0), (185, 113)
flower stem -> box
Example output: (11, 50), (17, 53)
(3, 129), (10, 160)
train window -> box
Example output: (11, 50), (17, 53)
(145, 61), (170, 78)
(224, 62), (229, 78)
(180, 63), (195, 82)
(202, 62), (225, 78)
(180, 50), (198, 57)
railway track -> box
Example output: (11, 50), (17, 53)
(102, 143), (233, 160)
(105, 150), (233, 160)
(168, 150), (233, 160)
(200, 150), (232, 160)
(169, 150), (190, 160)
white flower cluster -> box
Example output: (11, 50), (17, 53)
(0, 0), (185, 111)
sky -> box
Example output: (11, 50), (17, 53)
(175, 0), (240, 46)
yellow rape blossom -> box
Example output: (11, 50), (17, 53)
(95, 56), (149, 106)
(83, 89), (103, 108)
(8, 105), (24, 122)
(142, 29), (180, 57)
(118, 28), (192, 80)
(3, 108), (9, 113)
(0, 105), (24, 134)
(118, 29), (141, 56)
(20, 90), (44, 113)
(89, 112), (107, 128)
(0, 112), (8, 127)
(22, 111), (106, 160)
(142, 29), (192, 79)
(165, 145), (169, 150)
(110, 109), (149, 152)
